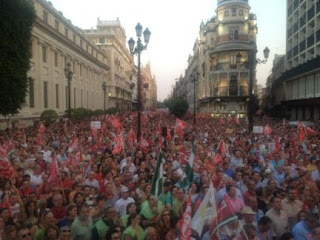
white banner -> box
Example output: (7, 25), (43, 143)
(253, 126), (263, 134)
(90, 121), (101, 129)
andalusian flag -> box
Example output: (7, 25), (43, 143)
(151, 151), (164, 197)
(192, 181), (217, 237)
(185, 150), (195, 183)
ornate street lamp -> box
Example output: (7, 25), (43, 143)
(237, 46), (270, 132)
(128, 23), (151, 142)
(102, 81), (107, 111)
(64, 62), (73, 121)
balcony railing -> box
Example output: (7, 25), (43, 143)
(217, 34), (249, 44)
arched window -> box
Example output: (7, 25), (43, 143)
(229, 29), (234, 40)
(229, 75), (238, 96)
(234, 29), (239, 40)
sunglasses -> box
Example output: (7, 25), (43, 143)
(22, 232), (31, 238)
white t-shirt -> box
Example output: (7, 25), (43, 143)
(30, 174), (43, 186)
(115, 197), (135, 216)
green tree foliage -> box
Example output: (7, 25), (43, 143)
(105, 107), (120, 114)
(168, 97), (189, 118)
(40, 109), (58, 125)
(0, 0), (35, 116)
(93, 109), (105, 116)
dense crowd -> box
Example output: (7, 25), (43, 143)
(0, 112), (319, 240)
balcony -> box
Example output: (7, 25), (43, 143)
(307, 34), (314, 48)
(217, 34), (249, 44)
(299, 40), (306, 52)
(307, 6), (315, 21)
(293, 0), (299, 10)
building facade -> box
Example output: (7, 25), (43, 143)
(7, 0), (110, 124)
(141, 63), (157, 111)
(172, 0), (258, 117)
(83, 18), (135, 113)
(268, 0), (320, 120)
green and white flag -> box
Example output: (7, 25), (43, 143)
(151, 151), (164, 197)
(185, 150), (195, 183)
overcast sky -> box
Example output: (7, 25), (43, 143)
(49, 0), (286, 100)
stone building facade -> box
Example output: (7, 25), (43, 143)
(4, 0), (110, 125)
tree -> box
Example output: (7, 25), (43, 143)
(168, 97), (189, 118)
(0, 0), (35, 116)
(40, 109), (58, 125)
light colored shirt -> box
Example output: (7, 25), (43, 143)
(265, 208), (288, 238)
(71, 217), (94, 240)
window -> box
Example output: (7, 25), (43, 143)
(239, 10), (243, 16)
(55, 20), (59, 31)
(225, 11), (229, 16)
(229, 29), (234, 40)
(229, 75), (238, 96)
(43, 10), (48, 23)
(44, 81), (48, 108)
(42, 46), (47, 63)
(234, 29), (239, 40)
(73, 34), (76, 42)
(80, 40), (83, 48)
(55, 84), (59, 108)
(232, 8), (236, 16)
(65, 27), (68, 38)
(99, 37), (105, 43)
(54, 52), (58, 67)
(28, 77), (34, 108)
(80, 64), (82, 76)
(81, 89), (83, 107)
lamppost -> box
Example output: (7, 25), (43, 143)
(190, 71), (200, 125)
(102, 81), (107, 111)
(237, 46), (270, 132)
(64, 62), (73, 121)
(128, 23), (151, 142)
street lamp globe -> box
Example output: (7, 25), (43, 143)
(128, 38), (135, 53)
(143, 28), (151, 44)
(263, 47), (270, 59)
(135, 23), (143, 37)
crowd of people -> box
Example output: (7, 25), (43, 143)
(0, 111), (319, 240)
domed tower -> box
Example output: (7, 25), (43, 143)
(198, 0), (257, 118)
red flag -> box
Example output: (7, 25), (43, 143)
(127, 128), (136, 147)
(166, 127), (171, 142)
(299, 127), (306, 142)
(175, 119), (187, 137)
(67, 150), (82, 168)
(0, 158), (15, 179)
(306, 126), (318, 136)
(140, 136), (151, 153)
(178, 148), (189, 165)
(0, 146), (7, 158)
(263, 124), (272, 135)
(68, 137), (79, 151)
(48, 153), (58, 184)
(213, 153), (223, 166)
(101, 122), (107, 134)
(179, 194), (192, 240)
(112, 133), (124, 155)
(109, 117), (122, 131)
(217, 140), (226, 155)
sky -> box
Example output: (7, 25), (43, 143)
(49, 0), (287, 101)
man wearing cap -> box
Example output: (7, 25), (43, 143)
(115, 187), (135, 216)
(91, 206), (116, 240)
(240, 206), (257, 227)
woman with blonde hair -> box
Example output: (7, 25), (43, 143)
(156, 209), (173, 240)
